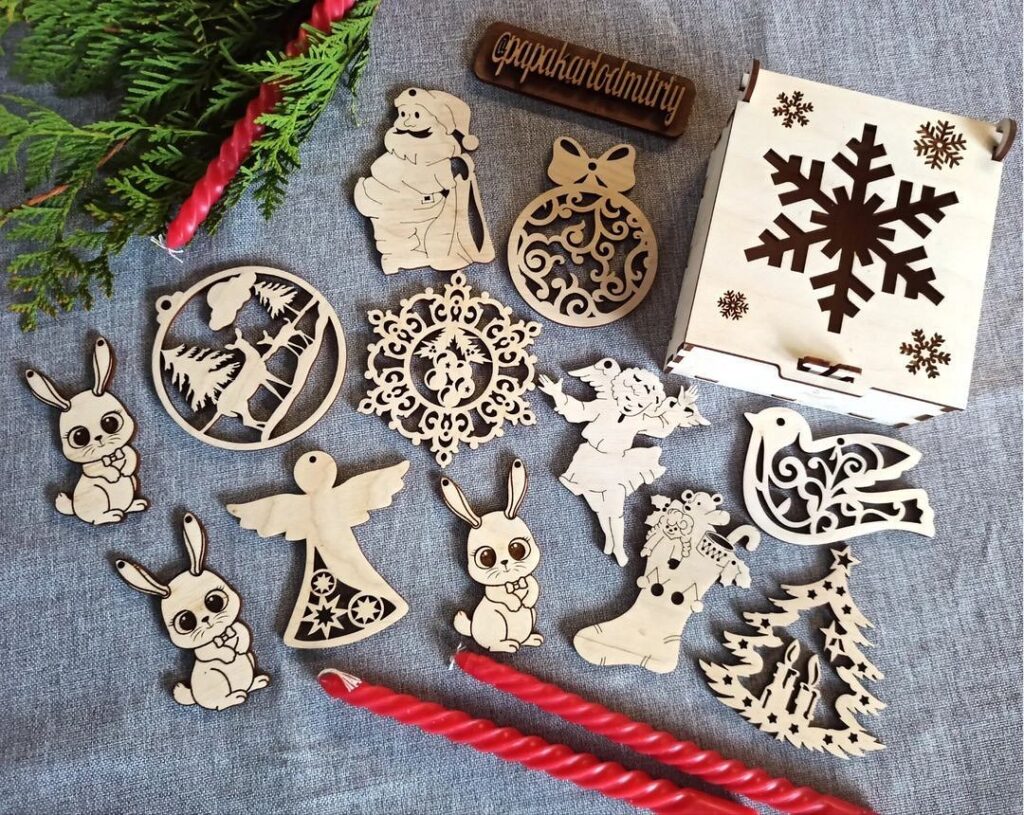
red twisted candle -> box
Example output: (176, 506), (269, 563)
(454, 651), (875, 815)
(163, 0), (357, 249)
(318, 669), (753, 815)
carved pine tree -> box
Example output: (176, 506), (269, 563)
(161, 345), (239, 411)
(254, 281), (298, 318)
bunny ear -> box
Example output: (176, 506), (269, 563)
(181, 513), (207, 575)
(439, 476), (481, 529)
(24, 369), (71, 411)
(504, 459), (528, 519)
(92, 336), (114, 396)
(115, 559), (170, 598)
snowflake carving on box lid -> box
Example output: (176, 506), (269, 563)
(745, 123), (958, 334)
(359, 272), (541, 466)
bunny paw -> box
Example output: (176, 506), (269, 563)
(523, 633), (544, 647)
(128, 498), (149, 513)
(491, 639), (521, 654)
(251, 675), (271, 691)
(93, 509), (125, 525)
(219, 690), (249, 709)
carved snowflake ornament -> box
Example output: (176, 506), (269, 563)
(359, 273), (541, 466)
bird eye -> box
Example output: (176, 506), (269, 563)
(474, 547), (497, 569)
(204, 590), (227, 613)
(508, 538), (530, 561)
(100, 412), (123, 434)
(776, 417), (785, 426)
(173, 610), (197, 634)
(68, 426), (90, 448)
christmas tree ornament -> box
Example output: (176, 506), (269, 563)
(440, 459), (543, 654)
(665, 61), (1017, 425)
(701, 546), (885, 759)
(359, 273), (540, 466)
(575, 490), (758, 674)
(743, 406), (934, 545)
(152, 266), (345, 451)
(227, 452), (409, 649)
(114, 513), (270, 711)
(538, 359), (709, 566)
(473, 23), (695, 138)
(354, 88), (494, 274)
(24, 336), (148, 525)
(508, 137), (658, 327)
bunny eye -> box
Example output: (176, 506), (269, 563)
(173, 610), (197, 634)
(100, 412), (123, 434)
(508, 538), (530, 561)
(204, 590), (227, 613)
(68, 426), (90, 448)
(474, 547), (497, 569)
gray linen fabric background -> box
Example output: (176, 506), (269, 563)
(1, 1), (1021, 813)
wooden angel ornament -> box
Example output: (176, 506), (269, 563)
(744, 407), (934, 545)
(441, 459), (542, 654)
(227, 452), (408, 648)
(538, 359), (709, 566)
(115, 514), (269, 711)
(354, 87), (494, 274)
(701, 546), (885, 759)
(575, 490), (758, 673)
(509, 136), (657, 327)
(24, 336), (148, 525)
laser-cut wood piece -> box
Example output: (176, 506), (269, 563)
(702, 546), (886, 759)
(508, 137), (657, 328)
(151, 266), (345, 451)
(354, 87), (494, 275)
(25, 336), (148, 525)
(115, 513), (270, 710)
(538, 359), (709, 566)
(441, 459), (542, 654)
(743, 407), (934, 545)
(575, 490), (758, 673)
(226, 452), (409, 649)
(359, 272), (541, 466)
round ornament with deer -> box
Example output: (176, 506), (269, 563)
(151, 266), (345, 450)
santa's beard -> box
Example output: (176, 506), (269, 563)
(384, 128), (460, 164)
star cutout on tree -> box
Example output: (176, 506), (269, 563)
(832, 549), (857, 570)
(850, 733), (859, 743)
(807, 589), (818, 600)
(860, 695), (871, 706)
(841, 604), (853, 615)
(823, 734), (833, 745)
(856, 662), (868, 673)
(789, 723), (800, 734)
(767, 713), (778, 724)
(823, 580), (833, 590)
(302, 595), (343, 638)
(723, 675), (733, 686)
(737, 639), (748, 650)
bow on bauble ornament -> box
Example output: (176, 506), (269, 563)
(508, 136), (657, 328)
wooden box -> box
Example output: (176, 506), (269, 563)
(665, 61), (1016, 425)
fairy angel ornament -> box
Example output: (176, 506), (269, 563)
(227, 452), (409, 648)
(539, 359), (709, 566)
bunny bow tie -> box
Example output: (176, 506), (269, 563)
(505, 577), (529, 593)
(547, 136), (637, 193)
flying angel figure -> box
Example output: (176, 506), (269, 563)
(226, 452), (409, 648)
(743, 407), (935, 545)
(538, 358), (709, 566)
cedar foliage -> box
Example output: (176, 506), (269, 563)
(0, 0), (379, 329)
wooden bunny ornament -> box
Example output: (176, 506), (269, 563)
(25, 336), (148, 525)
(115, 514), (270, 711)
(441, 459), (543, 654)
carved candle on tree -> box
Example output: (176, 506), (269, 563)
(761, 640), (800, 709)
(792, 655), (821, 721)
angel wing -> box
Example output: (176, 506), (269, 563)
(567, 358), (620, 400)
(226, 491), (310, 542)
(330, 461), (410, 528)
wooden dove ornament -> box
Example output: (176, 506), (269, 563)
(227, 452), (409, 648)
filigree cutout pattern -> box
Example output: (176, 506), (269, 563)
(508, 137), (657, 327)
(359, 273), (541, 466)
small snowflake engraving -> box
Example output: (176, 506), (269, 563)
(772, 91), (814, 128)
(914, 121), (967, 170)
(718, 290), (749, 320)
(900, 329), (951, 378)
(745, 123), (958, 333)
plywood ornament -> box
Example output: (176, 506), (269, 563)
(575, 490), (758, 674)
(538, 359), (709, 566)
(227, 452), (408, 649)
(360, 272), (541, 466)
(665, 61), (1017, 425)
(508, 137), (658, 328)
(701, 546), (885, 759)
(744, 407), (934, 545)
(354, 87), (494, 275)
(25, 336), (149, 526)
(151, 266), (345, 451)
(441, 459), (542, 654)
(114, 513), (270, 711)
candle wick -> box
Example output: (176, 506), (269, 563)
(319, 668), (362, 692)
(149, 234), (185, 263)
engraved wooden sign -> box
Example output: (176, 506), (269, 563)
(473, 23), (695, 138)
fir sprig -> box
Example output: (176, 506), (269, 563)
(0, 0), (379, 329)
